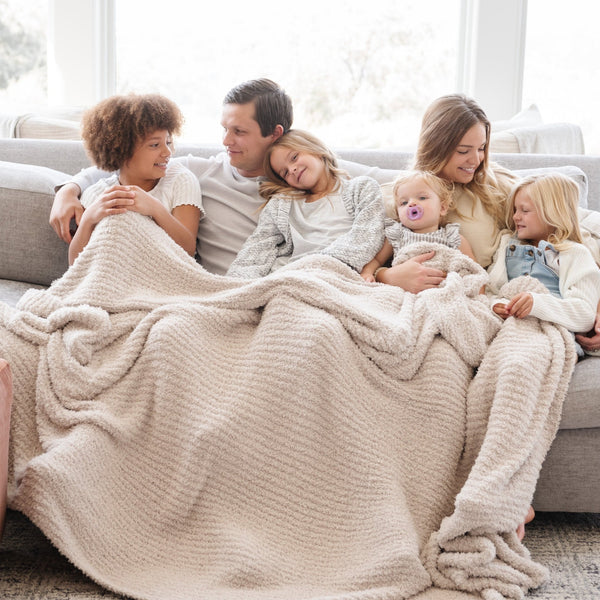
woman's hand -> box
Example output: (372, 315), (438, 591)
(377, 251), (446, 293)
(361, 272), (376, 283)
(575, 304), (600, 352)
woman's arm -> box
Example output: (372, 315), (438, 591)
(374, 251), (446, 293)
(458, 234), (477, 262)
(575, 300), (600, 351)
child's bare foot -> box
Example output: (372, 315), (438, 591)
(516, 505), (535, 541)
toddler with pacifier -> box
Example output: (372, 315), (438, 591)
(361, 170), (475, 282)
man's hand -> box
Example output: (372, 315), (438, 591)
(49, 183), (84, 243)
(377, 251), (446, 294)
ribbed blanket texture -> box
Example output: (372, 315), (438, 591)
(0, 212), (576, 600)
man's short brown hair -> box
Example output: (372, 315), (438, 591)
(223, 78), (293, 137)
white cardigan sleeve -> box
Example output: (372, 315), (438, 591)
(529, 243), (600, 332)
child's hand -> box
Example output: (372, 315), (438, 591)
(82, 185), (135, 226)
(361, 271), (375, 283)
(505, 292), (533, 319)
(492, 303), (510, 319)
(127, 186), (163, 218)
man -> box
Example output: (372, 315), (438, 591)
(50, 78), (292, 275)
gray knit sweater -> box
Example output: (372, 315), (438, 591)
(386, 220), (461, 266)
(227, 176), (385, 278)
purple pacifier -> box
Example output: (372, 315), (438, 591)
(407, 205), (424, 221)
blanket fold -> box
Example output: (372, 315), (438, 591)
(0, 212), (575, 600)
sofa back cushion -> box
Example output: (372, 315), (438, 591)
(0, 161), (69, 286)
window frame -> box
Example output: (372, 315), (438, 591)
(49, 0), (527, 121)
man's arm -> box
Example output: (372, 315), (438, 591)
(50, 183), (84, 243)
(50, 166), (113, 243)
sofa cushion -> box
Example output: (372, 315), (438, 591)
(491, 104), (543, 133)
(491, 123), (585, 155)
(0, 161), (69, 287)
(0, 279), (45, 308)
(513, 164), (588, 208)
(560, 357), (600, 429)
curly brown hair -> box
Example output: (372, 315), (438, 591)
(81, 93), (183, 171)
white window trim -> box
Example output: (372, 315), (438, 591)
(458, 0), (528, 120)
(49, 0), (527, 121)
(48, 0), (115, 107)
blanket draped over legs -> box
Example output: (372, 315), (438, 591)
(0, 213), (576, 600)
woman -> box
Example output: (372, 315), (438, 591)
(377, 93), (600, 353)
(375, 94), (516, 292)
(376, 94), (541, 539)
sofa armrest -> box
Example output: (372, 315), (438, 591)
(0, 161), (69, 286)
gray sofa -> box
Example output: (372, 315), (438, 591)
(0, 138), (599, 513)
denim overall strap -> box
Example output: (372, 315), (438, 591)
(505, 240), (561, 298)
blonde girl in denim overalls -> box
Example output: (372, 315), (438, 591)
(487, 172), (600, 358)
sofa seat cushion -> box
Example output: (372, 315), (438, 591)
(0, 161), (70, 287)
(560, 356), (600, 429)
(0, 279), (45, 308)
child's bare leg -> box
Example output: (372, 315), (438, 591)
(0, 360), (13, 539)
(516, 505), (535, 541)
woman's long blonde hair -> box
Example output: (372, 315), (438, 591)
(413, 94), (515, 228)
(259, 129), (348, 200)
(507, 173), (584, 250)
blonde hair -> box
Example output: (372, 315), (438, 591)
(413, 94), (515, 228)
(507, 172), (584, 250)
(392, 171), (453, 224)
(259, 129), (348, 200)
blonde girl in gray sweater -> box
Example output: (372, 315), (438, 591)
(227, 130), (385, 279)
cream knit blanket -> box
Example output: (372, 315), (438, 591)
(0, 213), (576, 600)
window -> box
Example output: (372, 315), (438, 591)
(0, 0), (47, 112)
(115, 0), (461, 149)
(523, 0), (600, 154)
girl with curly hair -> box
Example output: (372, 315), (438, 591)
(69, 93), (204, 264)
